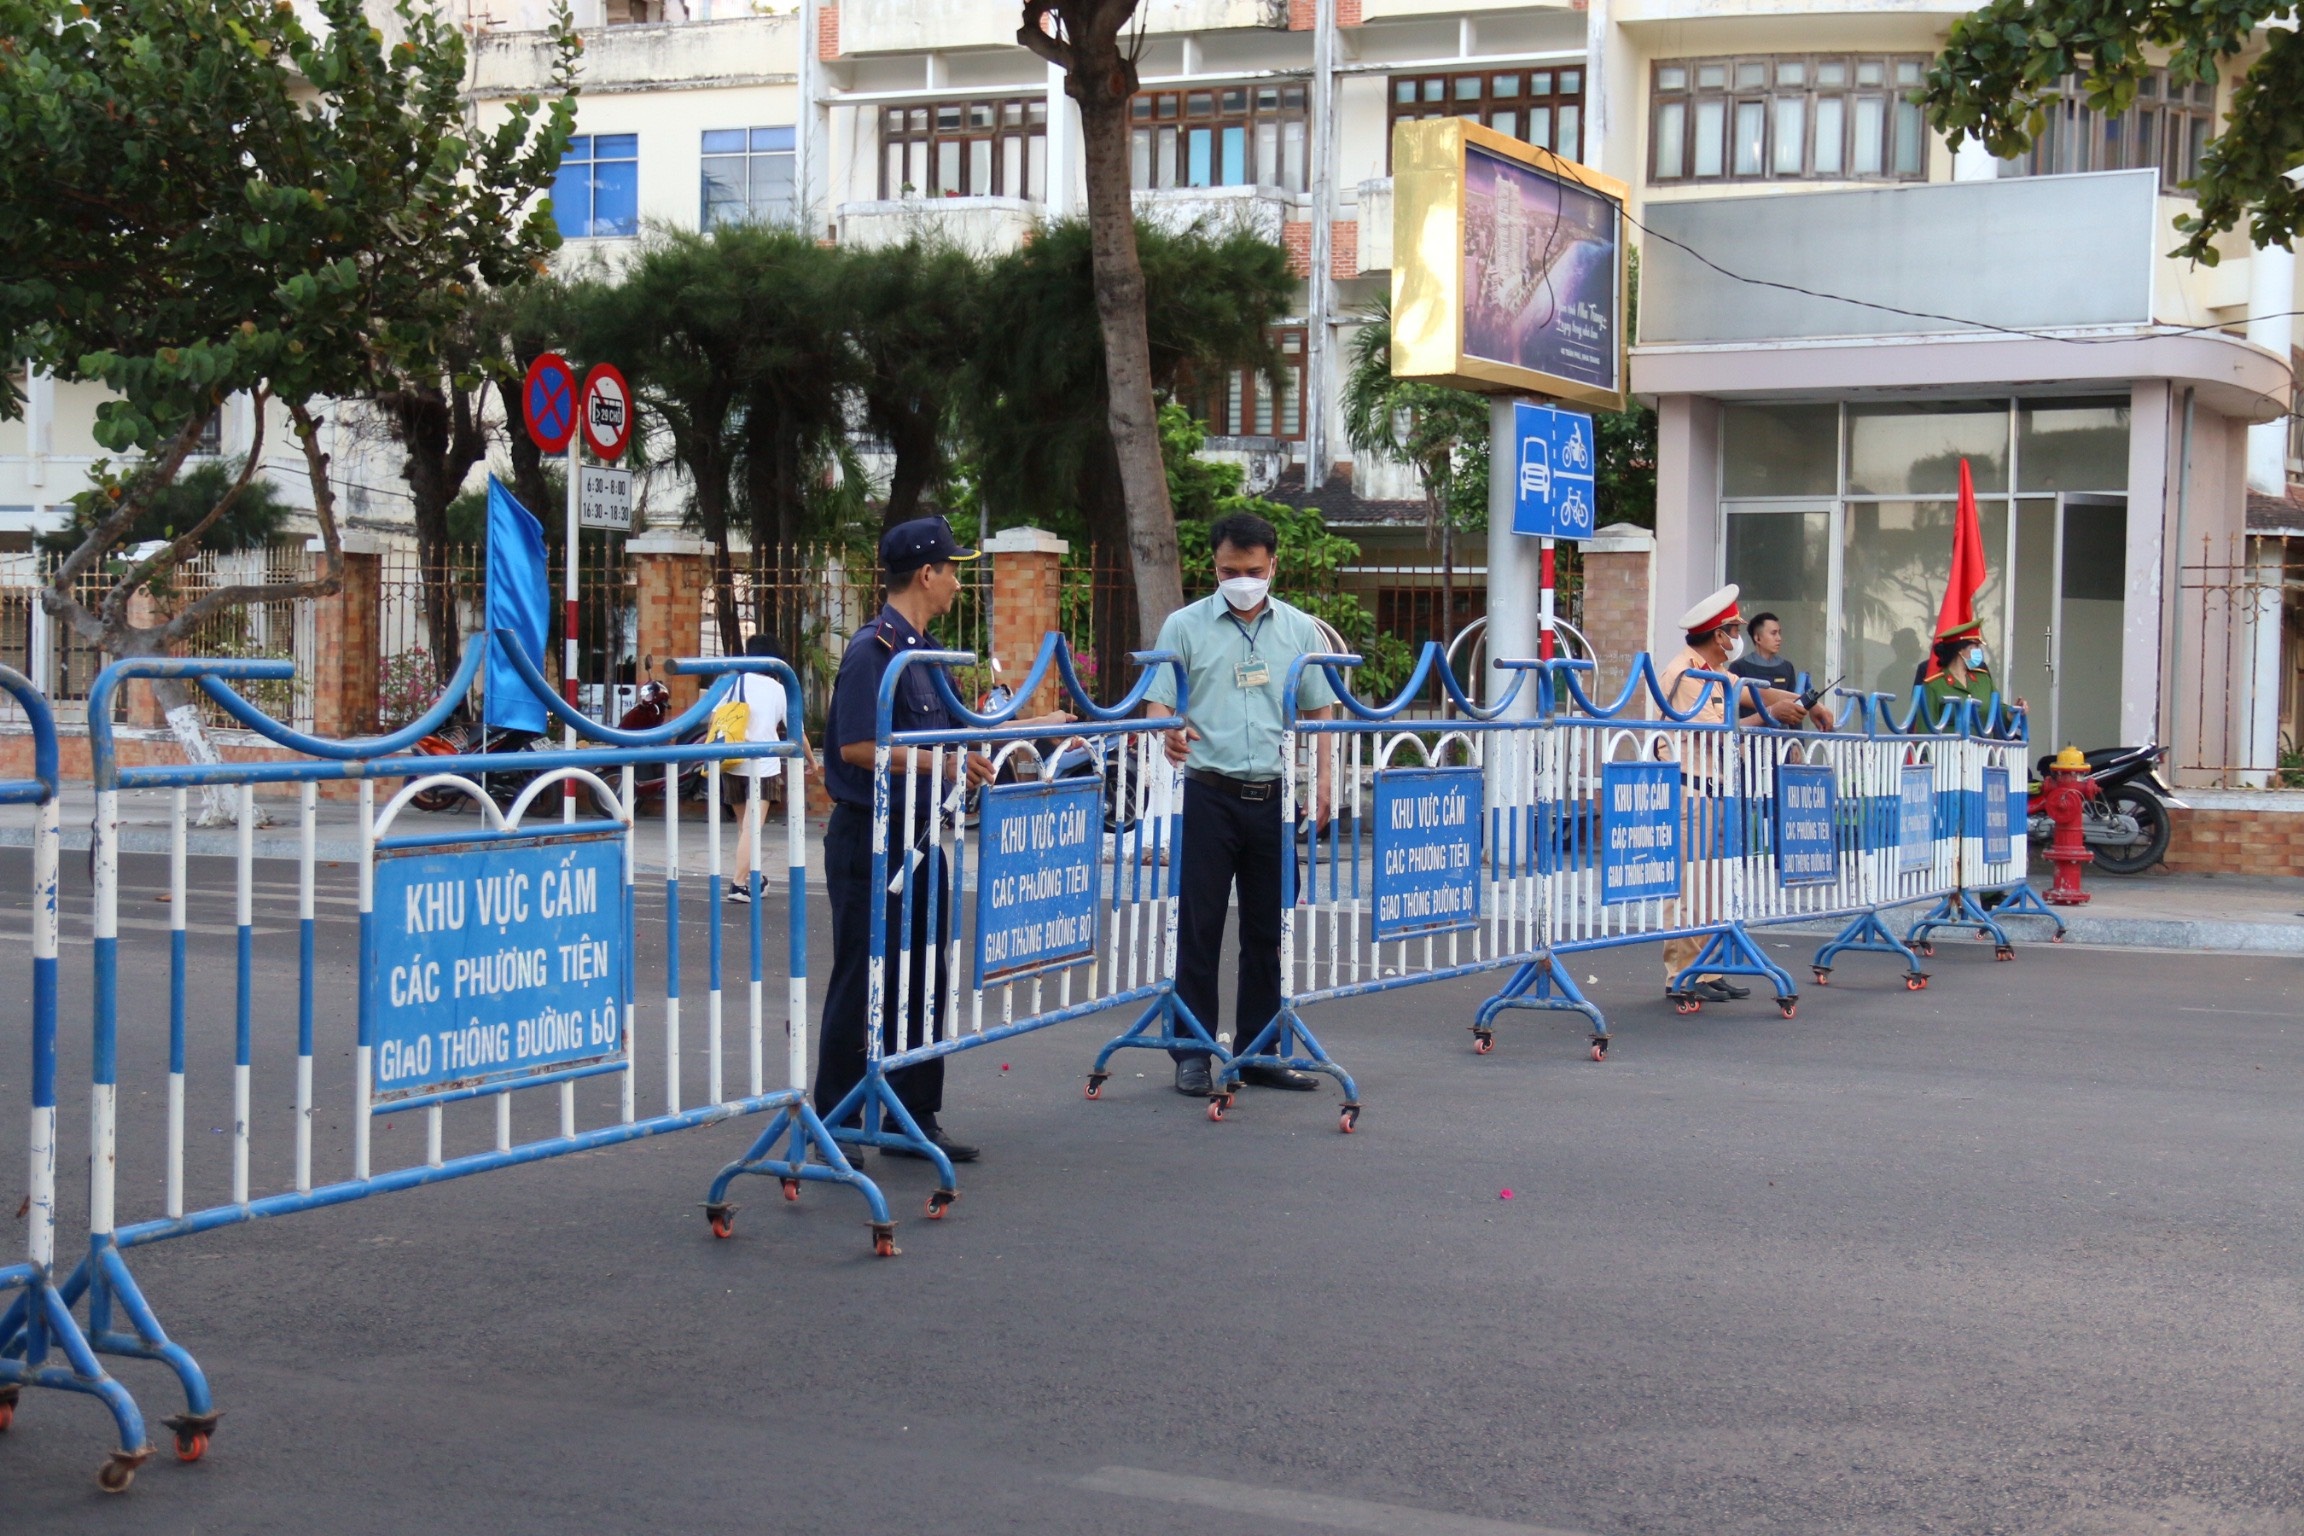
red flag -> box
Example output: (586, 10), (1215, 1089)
(1924, 458), (1989, 679)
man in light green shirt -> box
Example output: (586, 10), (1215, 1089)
(1144, 511), (1337, 1098)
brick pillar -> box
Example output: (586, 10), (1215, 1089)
(631, 533), (711, 714)
(1576, 522), (1655, 702)
(985, 527), (1070, 713)
(123, 548), (167, 728)
(307, 533), (382, 739)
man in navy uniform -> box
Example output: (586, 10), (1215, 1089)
(815, 516), (1069, 1164)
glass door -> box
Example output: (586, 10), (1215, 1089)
(2011, 494), (2126, 751)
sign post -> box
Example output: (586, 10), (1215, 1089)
(521, 354), (580, 815)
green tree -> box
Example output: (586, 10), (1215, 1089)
(839, 239), (985, 527)
(578, 224), (852, 652)
(39, 459), (293, 556)
(1016, 0), (1189, 643)
(1921, 0), (2300, 258)
(963, 218), (1293, 679)
(0, 0), (574, 797)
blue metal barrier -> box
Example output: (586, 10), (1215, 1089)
(18, 635), (865, 1490)
(710, 633), (1189, 1216)
(0, 668), (156, 1489)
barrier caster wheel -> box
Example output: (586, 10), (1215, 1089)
(870, 1223), (901, 1259)
(1914, 941), (1935, 958)
(1589, 1037), (1609, 1062)
(1206, 1097), (1227, 1123)
(1472, 1029), (1494, 1055)
(1978, 928), (1994, 940)
(781, 1178), (801, 1202)
(174, 1432), (208, 1464)
(0, 1387), (17, 1434)
(1674, 997), (1700, 1016)
(705, 1203), (735, 1240)
(164, 1414), (217, 1464)
(1777, 999), (1798, 1020)
(926, 1189), (956, 1220)
(2051, 932), (2066, 944)
(1905, 973), (1929, 991)
(1995, 946), (2016, 962)
(1339, 1104), (1361, 1134)
(96, 1449), (148, 1494)
(1813, 968), (1830, 986)
(1084, 1074), (1106, 1100)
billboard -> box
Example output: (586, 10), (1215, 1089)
(1390, 117), (1628, 410)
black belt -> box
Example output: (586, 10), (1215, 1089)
(1186, 768), (1281, 803)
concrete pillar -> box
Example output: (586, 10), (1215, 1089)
(1649, 393), (1723, 660)
(2242, 535), (2284, 785)
(1045, 61), (1076, 220)
(1952, 138), (1998, 182)
(1577, 521), (1656, 701)
(2247, 240), (2295, 496)
(631, 533), (711, 714)
(1484, 398), (1541, 720)
(306, 533), (384, 739)
(985, 526), (1070, 711)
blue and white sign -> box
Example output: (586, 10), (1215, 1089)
(1600, 761), (1680, 903)
(1775, 763), (1838, 887)
(1982, 766), (2013, 864)
(973, 778), (1102, 987)
(1509, 400), (1597, 541)
(366, 830), (627, 1105)
(1371, 768), (1483, 941)
(1898, 764), (1935, 873)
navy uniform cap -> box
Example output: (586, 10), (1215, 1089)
(879, 515), (979, 575)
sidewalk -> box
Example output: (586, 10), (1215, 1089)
(2, 788), (2298, 953)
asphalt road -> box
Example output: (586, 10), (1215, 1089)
(3, 848), (2303, 1534)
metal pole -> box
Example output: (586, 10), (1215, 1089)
(1539, 535), (1556, 659)
(1306, 0), (1337, 492)
(565, 435), (580, 821)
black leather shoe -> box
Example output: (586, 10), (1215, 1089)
(882, 1123), (980, 1164)
(1238, 1063), (1319, 1091)
(1716, 979), (1752, 1000)
(1690, 979), (1736, 1003)
(1174, 1056), (1213, 1095)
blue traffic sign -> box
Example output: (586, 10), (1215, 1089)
(523, 352), (577, 455)
(1600, 761), (1680, 904)
(1371, 767), (1483, 941)
(973, 778), (1103, 987)
(1509, 399), (1597, 540)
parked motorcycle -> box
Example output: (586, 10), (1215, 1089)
(2025, 743), (2182, 875)
(407, 709), (622, 817)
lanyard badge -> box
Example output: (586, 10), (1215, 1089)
(1228, 610), (1270, 689)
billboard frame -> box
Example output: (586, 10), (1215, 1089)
(1390, 116), (1630, 412)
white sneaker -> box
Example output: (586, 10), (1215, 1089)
(727, 881), (752, 904)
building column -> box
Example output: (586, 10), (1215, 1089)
(1484, 399), (1541, 719)
(1046, 61), (1077, 220)
(2247, 241), (2295, 496)
(1577, 522), (1655, 701)
(1649, 393), (1722, 662)
(307, 533), (384, 739)
(985, 527), (1070, 712)
(631, 533), (711, 714)
(1305, 0), (1337, 490)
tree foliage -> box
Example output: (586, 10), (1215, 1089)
(0, 0), (574, 740)
(1921, 0), (2301, 258)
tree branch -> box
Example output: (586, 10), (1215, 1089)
(1016, 0), (1074, 73)
(103, 390), (272, 629)
(51, 407), (214, 594)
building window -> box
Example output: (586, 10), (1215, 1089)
(1132, 85), (1311, 192)
(191, 411), (223, 457)
(1387, 69), (1582, 166)
(702, 127), (795, 229)
(1649, 57), (1930, 185)
(880, 98), (1047, 200)
(1998, 70), (2216, 192)
(553, 133), (639, 239)
(1194, 329), (1307, 441)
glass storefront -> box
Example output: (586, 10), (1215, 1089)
(1721, 398), (2129, 741)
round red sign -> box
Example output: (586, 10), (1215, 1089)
(581, 363), (632, 463)
(522, 352), (577, 455)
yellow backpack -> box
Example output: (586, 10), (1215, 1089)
(706, 696), (750, 773)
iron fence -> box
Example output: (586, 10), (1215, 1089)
(2174, 535), (2304, 787)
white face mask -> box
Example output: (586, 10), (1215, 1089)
(1218, 575), (1270, 612)
(1723, 633), (1745, 663)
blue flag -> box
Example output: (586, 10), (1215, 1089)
(483, 475), (551, 734)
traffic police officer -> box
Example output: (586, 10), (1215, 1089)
(1145, 510), (1338, 1097)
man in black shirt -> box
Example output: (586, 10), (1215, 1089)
(1729, 612), (1835, 728)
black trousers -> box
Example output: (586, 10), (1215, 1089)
(1172, 777), (1286, 1061)
(813, 802), (948, 1124)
